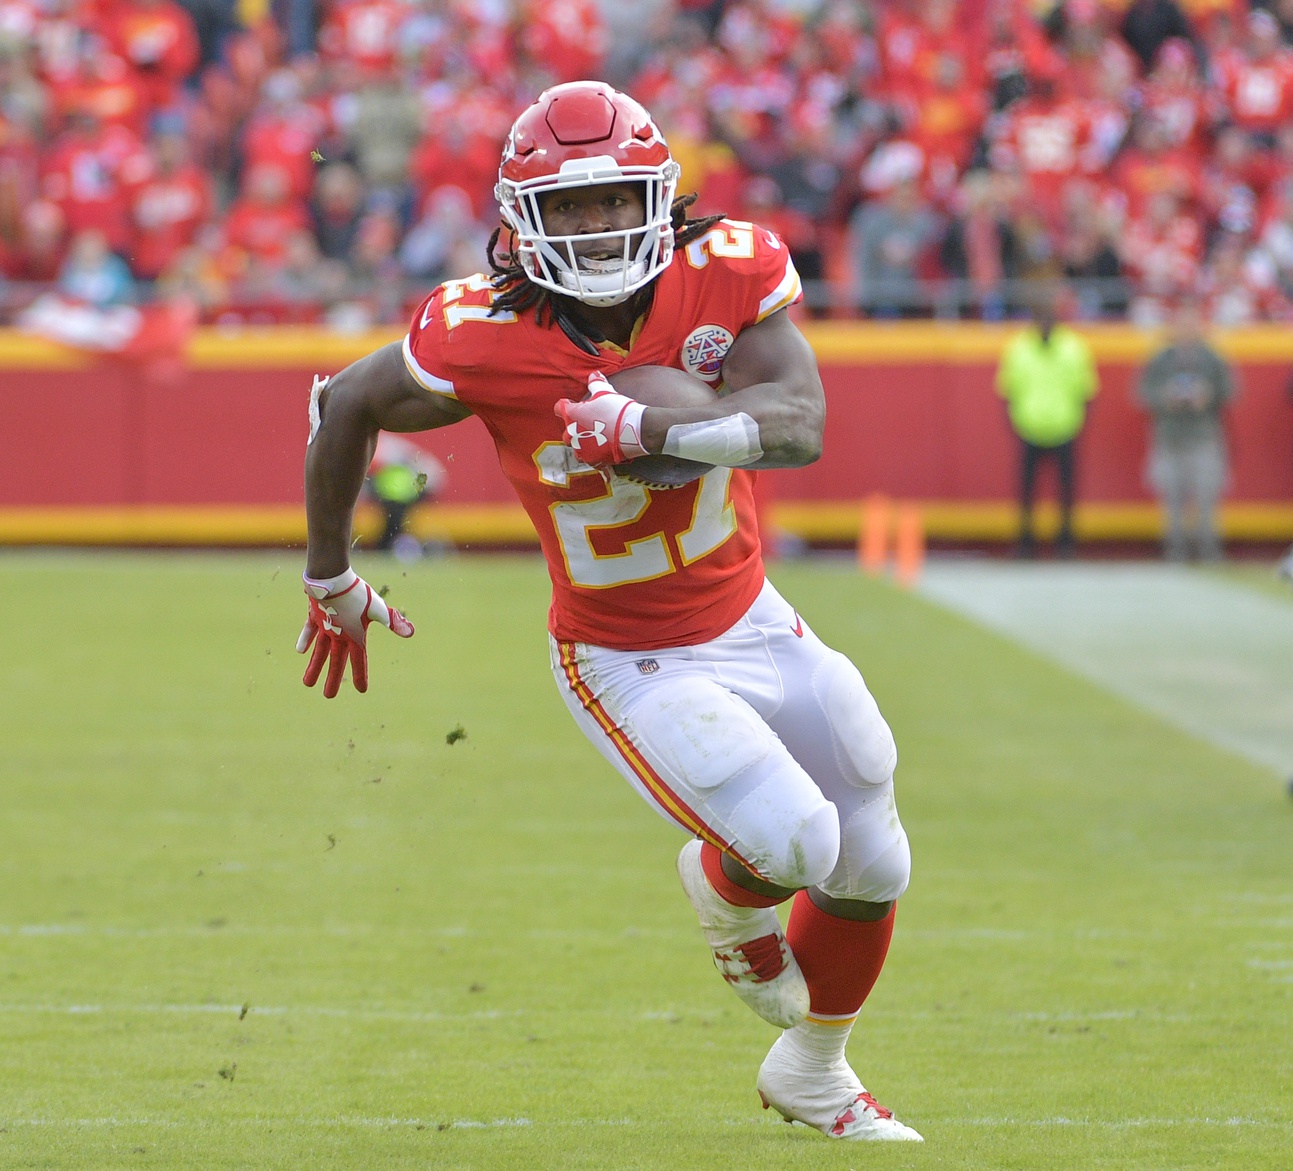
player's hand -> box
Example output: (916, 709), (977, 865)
(554, 371), (649, 467)
(296, 568), (414, 698)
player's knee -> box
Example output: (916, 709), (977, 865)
(815, 652), (897, 785)
(821, 816), (911, 903)
(853, 833), (911, 903)
(764, 800), (840, 890)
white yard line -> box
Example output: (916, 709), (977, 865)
(0, 1002), (1216, 1022)
(0, 1003), (520, 1022)
(947, 1117), (1293, 1129)
(1, 1114), (1287, 1130)
(918, 561), (1293, 777)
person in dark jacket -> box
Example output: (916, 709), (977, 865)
(1120, 0), (1200, 73)
(1136, 297), (1236, 560)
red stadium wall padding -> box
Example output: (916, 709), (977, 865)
(796, 362), (1293, 504)
(2, 327), (1291, 513)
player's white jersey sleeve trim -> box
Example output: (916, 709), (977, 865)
(402, 334), (458, 398)
(755, 254), (803, 322)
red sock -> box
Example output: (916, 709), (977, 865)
(699, 841), (787, 908)
(786, 892), (895, 1016)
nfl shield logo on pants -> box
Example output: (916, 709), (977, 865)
(635, 658), (660, 674)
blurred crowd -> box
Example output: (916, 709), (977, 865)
(4, 0), (1293, 326)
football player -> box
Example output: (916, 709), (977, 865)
(298, 80), (920, 1143)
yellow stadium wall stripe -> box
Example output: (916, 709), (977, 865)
(3, 501), (1292, 545)
(6, 323), (1293, 369)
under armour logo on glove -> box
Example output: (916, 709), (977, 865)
(566, 419), (607, 451)
(554, 371), (649, 467)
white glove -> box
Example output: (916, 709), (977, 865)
(296, 568), (414, 698)
(553, 371), (649, 466)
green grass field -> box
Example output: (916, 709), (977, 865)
(1, 551), (1289, 1170)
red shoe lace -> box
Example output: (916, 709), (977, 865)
(857, 1091), (893, 1119)
(830, 1091), (894, 1135)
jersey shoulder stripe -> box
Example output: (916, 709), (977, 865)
(756, 252), (803, 322)
(402, 333), (457, 398)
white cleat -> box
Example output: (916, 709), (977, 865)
(756, 1031), (923, 1141)
(676, 839), (809, 1029)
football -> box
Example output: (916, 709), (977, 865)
(608, 365), (718, 487)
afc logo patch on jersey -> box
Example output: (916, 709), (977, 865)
(681, 324), (735, 381)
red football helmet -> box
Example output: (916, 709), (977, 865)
(496, 81), (681, 306)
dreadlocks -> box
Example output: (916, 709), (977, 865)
(485, 192), (726, 330)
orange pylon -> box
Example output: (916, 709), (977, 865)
(858, 494), (890, 575)
(894, 502), (926, 588)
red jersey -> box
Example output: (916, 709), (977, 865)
(1224, 55), (1293, 136)
(129, 163), (210, 277)
(102, 0), (199, 109)
(518, 0), (607, 84)
(41, 123), (150, 250)
(402, 220), (803, 650)
(318, 0), (407, 73)
(242, 105), (327, 201)
(223, 198), (310, 263)
(991, 95), (1095, 224)
(1111, 145), (1201, 220)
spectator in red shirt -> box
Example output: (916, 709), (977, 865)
(1121, 188), (1205, 320)
(990, 61), (1096, 229)
(102, 0), (199, 114)
(317, 0), (409, 76)
(129, 130), (210, 279)
(897, 51), (989, 206)
(242, 69), (327, 203)
(518, 0), (608, 87)
(1081, 38), (1138, 171)
(51, 47), (150, 137)
(41, 108), (150, 252)
(224, 161), (309, 267)
(1111, 109), (1202, 221)
(1223, 9), (1293, 143)
(1141, 36), (1215, 152)
(408, 115), (500, 222)
(876, 0), (929, 91)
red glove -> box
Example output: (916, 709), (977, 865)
(554, 371), (649, 467)
(296, 568), (414, 698)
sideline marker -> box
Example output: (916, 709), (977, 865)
(859, 495), (890, 575)
(894, 503), (925, 588)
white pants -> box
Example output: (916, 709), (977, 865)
(550, 579), (911, 903)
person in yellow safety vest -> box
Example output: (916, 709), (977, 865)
(995, 284), (1099, 558)
(366, 433), (446, 558)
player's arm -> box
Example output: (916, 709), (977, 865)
(670, 306), (825, 469)
(554, 309), (825, 471)
(299, 340), (469, 698)
(305, 341), (469, 577)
